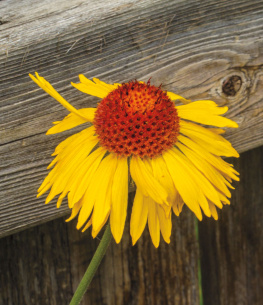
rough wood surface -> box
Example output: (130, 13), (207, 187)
(0, 192), (200, 305)
(199, 146), (263, 305)
(1, 0), (263, 236)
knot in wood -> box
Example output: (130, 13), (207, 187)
(222, 75), (242, 97)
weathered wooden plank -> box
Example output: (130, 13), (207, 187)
(0, 192), (200, 305)
(199, 146), (263, 305)
(1, 0), (263, 236)
(0, 216), (73, 305)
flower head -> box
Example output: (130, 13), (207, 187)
(30, 72), (239, 247)
(94, 80), (180, 158)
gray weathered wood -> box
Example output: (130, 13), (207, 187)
(199, 146), (263, 305)
(0, 192), (200, 305)
(1, 0), (263, 236)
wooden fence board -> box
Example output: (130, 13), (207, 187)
(1, 0), (263, 236)
(0, 192), (199, 305)
(199, 146), (263, 305)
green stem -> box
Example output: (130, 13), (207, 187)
(69, 223), (112, 305)
(195, 218), (204, 305)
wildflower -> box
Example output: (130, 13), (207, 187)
(30, 73), (239, 247)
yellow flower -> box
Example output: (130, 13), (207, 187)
(30, 72), (239, 247)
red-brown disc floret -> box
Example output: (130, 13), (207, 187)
(93, 81), (180, 158)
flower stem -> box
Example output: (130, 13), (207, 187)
(69, 223), (112, 305)
(195, 218), (204, 305)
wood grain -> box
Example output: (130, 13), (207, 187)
(1, 0), (263, 236)
(0, 192), (200, 305)
(199, 146), (263, 305)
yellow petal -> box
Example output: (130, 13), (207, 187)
(29, 72), (90, 121)
(52, 127), (95, 160)
(92, 213), (110, 238)
(177, 100), (238, 128)
(47, 108), (96, 134)
(38, 128), (95, 194)
(81, 218), (92, 232)
(151, 156), (176, 205)
(39, 129), (98, 204)
(162, 150), (203, 220)
(180, 120), (239, 158)
(207, 128), (226, 135)
(47, 155), (59, 170)
(77, 153), (118, 230)
(67, 146), (107, 208)
(51, 132), (81, 157)
(44, 136), (99, 204)
(166, 91), (190, 103)
(37, 182), (51, 198)
(130, 190), (148, 245)
(65, 199), (82, 222)
(92, 77), (121, 91)
(130, 156), (169, 205)
(172, 192), (184, 216)
(177, 138), (231, 199)
(177, 134), (239, 181)
(208, 201), (218, 220)
(172, 146), (222, 211)
(71, 74), (120, 99)
(157, 204), (172, 244)
(218, 192), (230, 205)
(147, 198), (160, 248)
(152, 156), (185, 217)
(110, 157), (129, 243)
(56, 191), (67, 208)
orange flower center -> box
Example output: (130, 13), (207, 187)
(94, 81), (180, 158)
